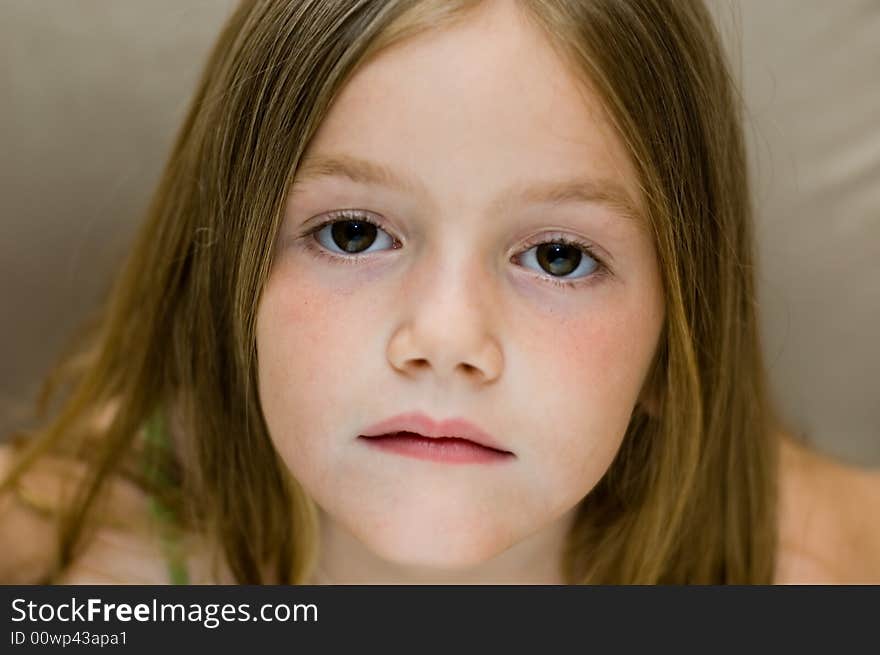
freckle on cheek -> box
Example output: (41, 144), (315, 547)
(269, 282), (326, 326)
(556, 316), (634, 381)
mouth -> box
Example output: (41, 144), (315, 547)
(357, 411), (515, 464)
(358, 432), (515, 464)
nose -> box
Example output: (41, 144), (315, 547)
(387, 254), (503, 386)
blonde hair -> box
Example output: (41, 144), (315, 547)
(2, 0), (782, 583)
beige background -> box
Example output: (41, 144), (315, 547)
(1, 1), (878, 465)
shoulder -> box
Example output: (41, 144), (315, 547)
(55, 525), (233, 585)
(775, 431), (880, 584)
(0, 442), (226, 584)
(0, 442), (157, 583)
(0, 443), (66, 583)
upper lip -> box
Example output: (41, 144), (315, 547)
(359, 411), (512, 454)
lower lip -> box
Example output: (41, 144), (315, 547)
(359, 433), (514, 464)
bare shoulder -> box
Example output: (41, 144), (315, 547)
(775, 431), (880, 584)
(0, 441), (157, 583)
(55, 525), (233, 585)
(0, 443), (65, 583)
(0, 442), (228, 585)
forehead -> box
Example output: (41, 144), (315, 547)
(295, 0), (642, 222)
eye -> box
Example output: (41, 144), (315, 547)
(309, 210), (397, 256)
(302, 210), (609, 290)
(514, 235), (609, 288)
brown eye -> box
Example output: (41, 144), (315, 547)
(329, 220), (378, 253)
(517, 238), (600, 282)
(535, 242), (582, 276)
(313, 216), (395, 255)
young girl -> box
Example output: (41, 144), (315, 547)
(2, 0), (878, 585)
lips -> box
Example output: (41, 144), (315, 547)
(359, 411), (512, 454)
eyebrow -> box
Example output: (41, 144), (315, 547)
(291, 153), (644, 225)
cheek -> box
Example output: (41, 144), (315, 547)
(566, 311), (654, 400)
(521, 290), (663, 499)
(525, 296), (659, 417)
(257, 261), (377, 382)
(255, 272), (363, 464)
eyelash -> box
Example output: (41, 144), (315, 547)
(301, 209), (610, 290)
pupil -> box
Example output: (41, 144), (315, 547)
(332, 220), (377, 253)
(537, 243), (581, 276)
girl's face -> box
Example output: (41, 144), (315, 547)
(257, 1), (665, 571)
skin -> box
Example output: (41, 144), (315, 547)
(256, 0), (665, 583)
(4, 430), (880, 583)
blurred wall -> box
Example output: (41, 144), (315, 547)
(709, 0), (880, 465)
(1, 1), (878, 465)
(0, 0), (238, 432)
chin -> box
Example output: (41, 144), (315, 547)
(353, 514), (516, 572)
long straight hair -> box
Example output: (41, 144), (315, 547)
(2, 0), (781, 583)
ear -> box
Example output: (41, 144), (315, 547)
(635, 351), (664, 419)
(636, 382), (662, 419)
